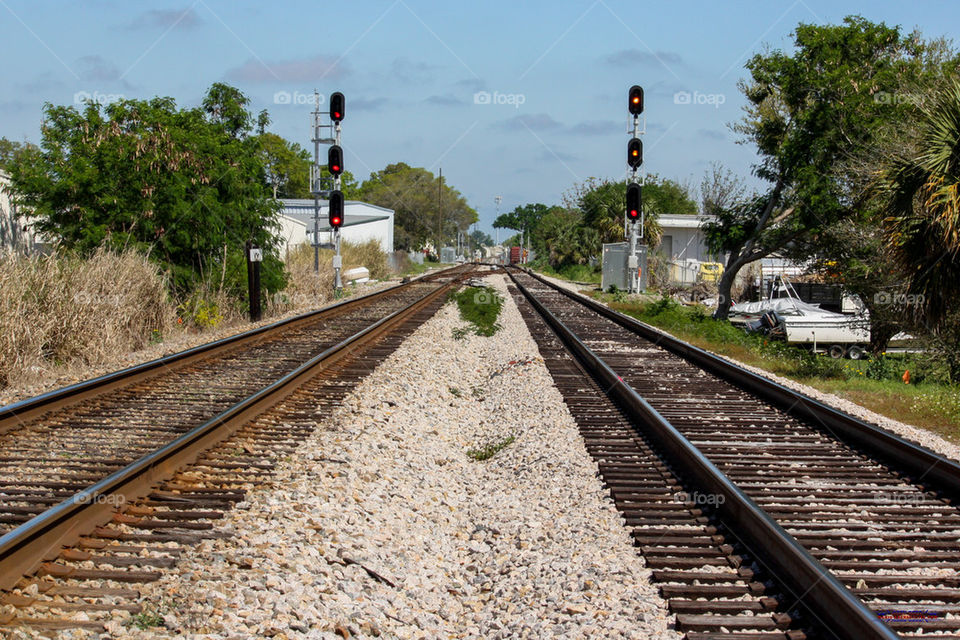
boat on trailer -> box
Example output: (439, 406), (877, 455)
(729, 277), (870, 359)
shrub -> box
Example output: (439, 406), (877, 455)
(0, 248), (175, 388)
(273, 240), (389, 313)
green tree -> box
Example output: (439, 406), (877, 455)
(567, 175), (689, 246)
(256, 132), (359, 200)
(337, 170), (361, 200)
(258, 132), (311, 198)
(536, 207), (599, 267)
(8, 83), (283, 295)
(469, 229), (493, 247)
(803, 220), (908, 352)
(493, 203), (550, 238)
(872, 79), (960, 346)
(358, 163), (476, 251)
(710, 16), (941, 319)
(0, 138), (36, 172)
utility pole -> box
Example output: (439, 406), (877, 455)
(311, 90), (322, 273)
(494, 195), (502, 247)
(525, 221), (530, 264)
(437, 168), (443, 261)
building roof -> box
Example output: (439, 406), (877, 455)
(280, 211), (389, 231)
(279, 198), (395, 216)
(278, 199), (393, 232)
(659, 213), (715, 230)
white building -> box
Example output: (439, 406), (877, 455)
(278, 199), (394, 254)
(657, 213), (721, 284)
(0, 171), (39, 254)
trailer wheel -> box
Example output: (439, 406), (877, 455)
(847, 345), (865, 360)
(828, 344), (846, 359)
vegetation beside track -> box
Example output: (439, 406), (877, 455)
(0, 239), (397, 394)
(531, 261), (601, 285)
(0, 248), (174, 390)
(452, 286), (503, 338)
(587, 291), (960, 441)
(467, 435), (516, 461)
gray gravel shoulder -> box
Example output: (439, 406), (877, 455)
(103, 273), (677, 639)
(535, 271), (960, 464)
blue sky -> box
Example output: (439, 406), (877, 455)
(1, 1), (958, 236)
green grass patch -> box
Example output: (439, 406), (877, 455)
(534, 262), (602, 285)
(398, 260), (431, 277)
(467, 435), (516, 461)
(128, 605), (164, 630)
(453, 286), (503, 337)
(589, 291), (960, 442)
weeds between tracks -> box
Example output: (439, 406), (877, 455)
(452, 286), (503, 338)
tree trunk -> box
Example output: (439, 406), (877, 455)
(868, 319), (897, 355)
(714, 268), (738, 320)
(219, 243), (227, 295)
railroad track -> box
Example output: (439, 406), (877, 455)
(0, 264), (474, 633)
(507, 267), (960, 640)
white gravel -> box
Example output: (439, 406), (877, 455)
(535, 271), (960, 465)
(95, 274), (676, 639)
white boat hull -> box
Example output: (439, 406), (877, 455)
(783, 317), (870, 345)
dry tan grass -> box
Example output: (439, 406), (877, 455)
(0, 240), (392, 391)
(271, 240), (390, 313)
(0, 248), (175, 389)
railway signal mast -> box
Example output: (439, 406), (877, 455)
(329, 92), (345, 295)
(310, 91), (346, 295)
(626, 85), (645, 293)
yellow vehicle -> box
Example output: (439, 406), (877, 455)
(698, 262), (724, 283)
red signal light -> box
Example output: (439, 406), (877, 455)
(329, 190), (344, 229)
(329, 92), (345, 123)
(626, 183), (641, 221)
(328, 145), (344, 177)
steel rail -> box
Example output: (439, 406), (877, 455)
(0, 265), (465, 435)
(507, 269), (899, 640)
(0, 271), (467, 591)
(519, 267), (960, 500)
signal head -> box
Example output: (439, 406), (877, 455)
(626, 182), (642, 221)
(328, 145), (344, 177)
(328, 190), (344, 229)
(628, 85), (644, 116)
(627, 137), (643, 169)
(329, 92), (345, 122)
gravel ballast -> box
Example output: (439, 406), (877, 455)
(103, 273), (675, 639)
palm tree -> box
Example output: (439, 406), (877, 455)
(579, 180), (662, 247)
(874, 80), (960, 328)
